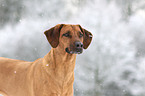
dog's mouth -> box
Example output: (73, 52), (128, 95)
(65, 47), (83, 54)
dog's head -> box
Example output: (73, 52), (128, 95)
(44, 24), (92, 54)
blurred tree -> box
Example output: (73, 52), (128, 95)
(115, 0), (133, 21)
(106, 0), (145, 21)
(0, 0), (23, 27)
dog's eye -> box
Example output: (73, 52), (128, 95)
(63, 33), (70, 37)
(79, 32), (83, 38)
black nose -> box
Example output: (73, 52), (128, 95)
(75, 42), (83, 48)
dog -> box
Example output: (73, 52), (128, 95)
(0, 24), (92, 96)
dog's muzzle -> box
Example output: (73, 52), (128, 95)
(65, 42), (83, 54)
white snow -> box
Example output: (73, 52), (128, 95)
(14, 71), (17, 74)
(46, 64), (49, 67)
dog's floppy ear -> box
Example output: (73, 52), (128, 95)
(44, 24), (64, 48)
(78, 25), (93, 49)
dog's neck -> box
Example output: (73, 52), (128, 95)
(43, 47), (76, 81)
(42, 47), (76, 95)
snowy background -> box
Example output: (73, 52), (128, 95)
(0, 0), (145, 96)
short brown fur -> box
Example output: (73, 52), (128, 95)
(0, 24), (92, 96)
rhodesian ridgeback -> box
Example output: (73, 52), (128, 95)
(0, 24), (92, 96)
